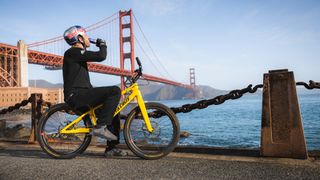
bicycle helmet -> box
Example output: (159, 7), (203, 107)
(63, 25), (86, 45)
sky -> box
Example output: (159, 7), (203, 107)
(0, 0), (319, 90)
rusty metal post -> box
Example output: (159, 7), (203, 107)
(261, 69), (308, 159)
(0, 120), (6, 132)
(28, 93), (43, 143)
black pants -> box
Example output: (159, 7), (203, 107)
(66, 86), (121, 148)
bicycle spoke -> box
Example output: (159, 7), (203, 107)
(41, 106), (88, 155)
(125, 102), (179, 159)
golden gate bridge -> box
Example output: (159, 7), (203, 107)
(0, 9), (194, 91)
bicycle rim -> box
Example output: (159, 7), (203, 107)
(38, 104), (91, 158)
(124, 102), (180, 159)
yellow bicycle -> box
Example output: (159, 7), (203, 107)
(37, 58), (180, 160)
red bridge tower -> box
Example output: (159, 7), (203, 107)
(119, 10), (135, 91)
(190, 68), (196, 97)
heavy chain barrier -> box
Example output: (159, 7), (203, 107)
(0, 96), (52, 115)
(38, 99), (52, 108)
(149, 80), (319, 118)
(0, 97), (32, 115)
(296, 80), (320, 89)
(1, 81), (318, 118)
(169, 84), (263, 115)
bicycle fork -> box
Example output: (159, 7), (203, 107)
(136, 91), (154, 133)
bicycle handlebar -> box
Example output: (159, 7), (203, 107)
(136, 57), (142, 67)
(131, 57), (143, 83)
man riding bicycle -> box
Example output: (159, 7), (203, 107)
(63, 25), (126, 156)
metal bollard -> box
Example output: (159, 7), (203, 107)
(28, 93), (43, 143)
(261, 69), (308, 159)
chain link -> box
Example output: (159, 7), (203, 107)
(0, 97), (32, 115)
(296, 80), (320, 89)
(0, 96), (53, 115)
(166, 84), (264, 115)
(38, 99), (52, 108)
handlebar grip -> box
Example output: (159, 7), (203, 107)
(136, 57), (142, 67)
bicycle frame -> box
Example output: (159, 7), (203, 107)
(59, 83), (153, 134)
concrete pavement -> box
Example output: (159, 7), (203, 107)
(0, 142), (319, 180)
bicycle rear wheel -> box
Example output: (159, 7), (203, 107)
(124, 102), (180, 160)
(37, 103), (92, 159)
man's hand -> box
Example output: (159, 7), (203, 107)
(96, 38), (106, 47)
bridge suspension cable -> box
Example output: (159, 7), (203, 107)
(134, 36), (167, 78)
(85, 12), (118, 31)
(132, 13), (176, 82)
(28, 11), (120, 67)
(121, 17), (166, 79)
(27, 12), (119, 48)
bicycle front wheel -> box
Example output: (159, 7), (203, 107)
(124, 102), (180, 160)
(37, 103), (92, 159)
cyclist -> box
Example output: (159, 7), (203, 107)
(63, 25), (127, 156)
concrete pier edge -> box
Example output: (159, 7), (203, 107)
(1, 139), (319, 159)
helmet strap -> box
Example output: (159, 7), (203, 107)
(81, 41), (86, 52)
(78, 35), (86, 51)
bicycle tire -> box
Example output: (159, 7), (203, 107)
(124, 102), (180, 160)
(37, 103), (92, 159)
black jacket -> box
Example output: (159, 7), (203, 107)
(63, 45), (107, 96)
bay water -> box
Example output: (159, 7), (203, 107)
(160, 89), (320, 150)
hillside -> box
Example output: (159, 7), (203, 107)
(29, 80), (228, 100)
(29, 80), (63, 88)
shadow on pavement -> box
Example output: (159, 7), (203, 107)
(0, 149), (49, 159)
(0, 148), (141, 160)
